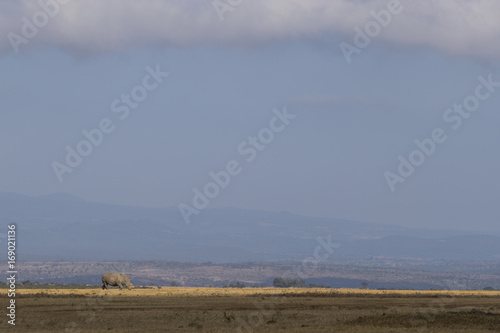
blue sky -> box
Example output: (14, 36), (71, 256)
(1, 0), (500, 231)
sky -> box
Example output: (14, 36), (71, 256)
(1, 0), (500, 231)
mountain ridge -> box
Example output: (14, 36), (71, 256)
(1, 191), (499, 263)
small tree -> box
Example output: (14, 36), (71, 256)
(361, 282), (369, 289)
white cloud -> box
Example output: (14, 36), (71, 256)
(1, 0), (500, 60)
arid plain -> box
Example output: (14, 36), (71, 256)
(3, 288), (500, 332)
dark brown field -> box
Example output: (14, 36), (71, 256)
(2, 288), (500, 332)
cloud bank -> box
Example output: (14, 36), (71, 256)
(1, 0), (500, 60)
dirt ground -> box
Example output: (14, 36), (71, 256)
(2, 288), (500, 332)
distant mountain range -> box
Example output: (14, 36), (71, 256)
(1, 192), (499, 262)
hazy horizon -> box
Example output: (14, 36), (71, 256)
(3, 190), (500, 235)
(2, 1), (500, 232)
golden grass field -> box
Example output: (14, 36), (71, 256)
(3, 288), (500, 332)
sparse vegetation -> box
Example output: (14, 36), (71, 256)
(273, 277), (306, 288)
(308, 283), (330, 288)
(223, 281), (246, 288)
(4, 288), (500, 332)
(13, 260), (500, 290)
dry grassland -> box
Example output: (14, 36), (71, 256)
(2, 288), (499, 332)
